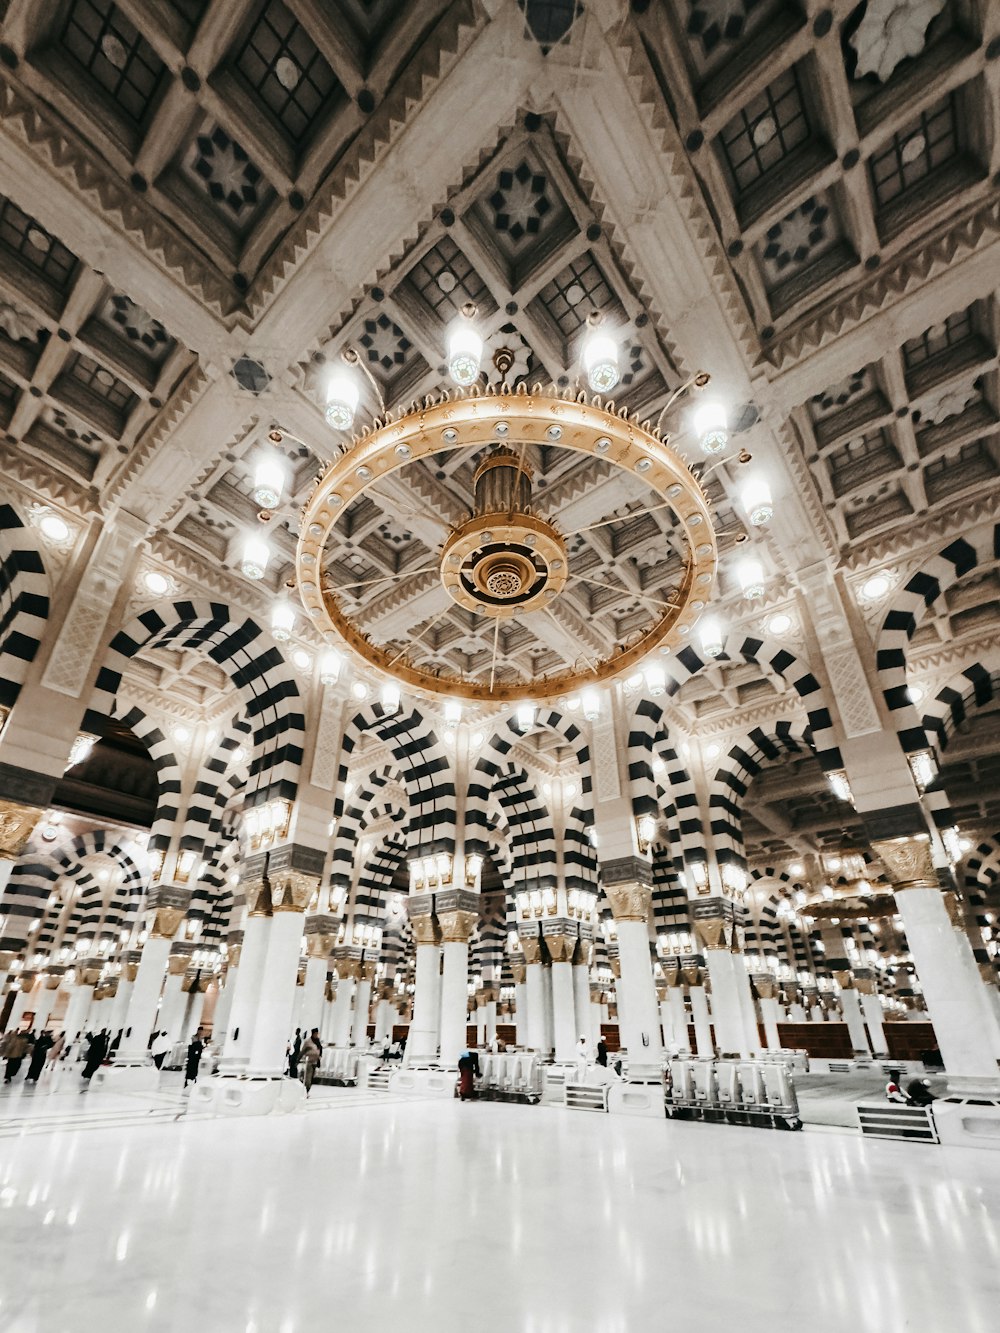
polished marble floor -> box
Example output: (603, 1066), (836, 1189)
(1, 1082), (999, 1332)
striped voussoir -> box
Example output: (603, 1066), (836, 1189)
(354, 826), (408, 930)
(877, 526), (1000, 753)
(627, 699), (705, 869)
(465, 709), (592, 861)
(651, 846), (691, 935)
(335, 704), (456, 857)
(188, 831), (241, 941)
(708, 720), (814, 871)
(564, 803), (599, 895)
(91, 600), (304, 806)
(181, 713), (253, 858)
(492, 764), (557, 890)
(0, 503), (50, 709)
(474, 901), (507, 975)
(329, 763), (406, 896)
(916, 658), (1000, 833)
(0, 829), (147, 951)
(88, 702), (183, 854)
(966, 837), (1000, 887)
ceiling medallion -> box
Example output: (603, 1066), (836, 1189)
(296, 384), (718, 704)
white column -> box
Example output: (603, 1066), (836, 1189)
(374, 988), (394, 1044)
(759, 998), (782, 1051)
(182, 987), (207, 1041)
(107, 977), (134, 1038)
(611, 909), (664, 1078)
(6, 985), (32, 1033)
(485, 994), (498, 1045)
(407, 921), (441, 1062)
(894, 883), (1000, 1091)
(550, 960), (578, 1061)
(212, 966), (238, 1045)
(666, 988), (689, 1051)
(61, 983), (96, 1043)
(331, 968), (356, 1047)
(157, 970), (187, 1045)
(839, 986), (871, 1055)
(513, 970), (528, 1045)
(704, 947), (760, 1058)
(689, 985), (714, 1057)
(475, 1000), (486, 1045)
(438, 928), (474, 1068)
(524, 957), (547, 1053)
(247, 909), (305, 1077)
(351, 964), (375, 1047)
(572, 962), (590, 1046)
(221, 914), (271, 1068)
(117, 936), (171, 1060)
(860, 989), (888, 1057)
(321, 987), (336, 1044)
(31, 982), (59, 1032)
(300, 956), (327, 1038)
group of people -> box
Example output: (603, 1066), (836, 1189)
(885, 1070), (937, 1106)
(286, 1028), (323, 1093)
(1, 1027), (113, 1086)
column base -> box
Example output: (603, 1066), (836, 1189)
(607, 1078), (665, 1119)
(934, 1096), (1000, 1150)
(387, 1068), (454, 1098)
(189, 1074), (306, 1117)
(95, 1062), (161, 1093)
(944, 1074), (1000, 1099)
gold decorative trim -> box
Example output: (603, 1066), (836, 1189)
(0, 799), (45, 860)
(605, 882), (653, 923)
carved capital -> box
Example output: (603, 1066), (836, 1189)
(77, 965), (102, 986)
(411, 915), (441, 947)
(871, 835), (936, 889)
(227, 945), (243, 969)
(244, 877), (272, 918)
(521, 937), (543, 964)
(854, 976), (878, 995)
(361, 960), (378, 983)
(149, 907), (187, 941)
(438, 909), (477, 944)
(545, 932), (577, 963)
(271, 871), (319, 914)
(694, 916), (740, 952)
(752, 975), (777, 1000)
(0, 799), (45, 860)
(167, 955), (189, 976)
(832, 970), (855, 990)
(510, 961), (526, 984)
(605, 881), (652, 922)
(0, 950), (15, 971)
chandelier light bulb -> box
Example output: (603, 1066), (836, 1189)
(252, 456), (285, 510)
(583, 331), (620, 393)
(448, 323), (483, 387)
(516, 702), (536, 731)
(325, 367), (360, 431)
(271, 601), (294, 641)
(699, 616), (723, 658)
(444, 699), (462, 724)
(240, 536), (269, 580)
(693, 400), (728, 455)
(581, 688), (601, 721)
(380, 681), (400, 715)
(67, 734), (95, 769)
(737, 557), (765, 599)
(319, 650), (342, 686)
(644, 663), (666, 696)
(742, 477), (773, 526)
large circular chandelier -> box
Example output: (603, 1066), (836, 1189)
(295, 382), (719, 704)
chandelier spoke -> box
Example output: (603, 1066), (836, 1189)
(386, 600), (454, 667)
(366, 491), (452, 530)
(488, 615), (501, 692)
(334, 563), (439, 594)
(558, 499), (681, 540)
(570, 570), (679, 612)
(542, 605), (600, 674)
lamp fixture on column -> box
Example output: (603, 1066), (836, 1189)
(582, 312), (620, 393)
(635, 813), (657, 854)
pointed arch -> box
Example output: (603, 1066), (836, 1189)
(626, 698), (704, 867)
(92, 600), (304, 805)
(330, 762), (407, 890)
(0, 502), (50, 708)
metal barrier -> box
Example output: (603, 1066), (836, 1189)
(566, 1082), (610, 1112)
(475, 1051), (542, 1103)
(857, 1102), (938, 1143)
(666, 1056), (801, 1130)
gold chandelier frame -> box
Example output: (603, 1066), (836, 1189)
(296, 384), (718, 703)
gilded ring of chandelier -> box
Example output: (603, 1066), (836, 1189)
(296, 386), (718, 704)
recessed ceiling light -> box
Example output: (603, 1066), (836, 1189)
(39, 513), (70, 542)
(142, 570), (170, 597)
(906, 684), (924, 704)
(292, 649), (311, 671)
(768, 613), (791, 635)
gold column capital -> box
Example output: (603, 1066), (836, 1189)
(854, 976), (878, 995)
(871, 835), (936, 889)
(271, 871), (319, 914)
(361, 960), (378, 983)
(166, 955), (189, 976)
(438, 909), (477, 944)
(521, 937), (543, 965)
(605, 881), (652, 922)
(227, 945), (243, 969)
(77, 965), (102, 986)
(694, 916), (740, 952)
(0, 950), (15, 971)
(335, 958), (362, 981)
(753, 975), (777, 1000)
(410, 915), (440, 947)
(0, 799), (45, 860)
(545, 932), (577, 963)
(510, 961), (527, 985)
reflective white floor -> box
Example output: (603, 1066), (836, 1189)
(2, 1086), (1000, 1332)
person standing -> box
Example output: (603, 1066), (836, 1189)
(288, 1028), (302, 1080)
(46, 1032), (65, 1069)
(300, 1028), (322, 1096)
(26, 1031), (53, 1083)
(596, 1035), (609, 1068)
(457, 1048), (480, 1101)
(1, 1029), (30, 1083)
(184, 1034), (204, 1088)
(81, 1030), (109, 1086)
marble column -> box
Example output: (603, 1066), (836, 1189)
(220, 913), (271, 1070)
(157, 955), (192, 1045)
(181, 979), (208, 1041)
(605, 881), (664, 1078)
(31, 972), (62, 1032)
(688, 976), (714, 1057)
(522, 940), (549, 1055)
(6, 975), (36, 1033)
(874, 835), (1000, 1094)
(374, 982), (395, 1044)
(351, 960), (376, 1047)
(858, 980), (888, 1058)
(62, 965), (101, 1042)
(483, 986), (498, 1046)
(107, 964), (136, 1038)
(546, 928), (579, 1062)
(406, 911), (441, 1062)
(246, 869), (314, 1077)
(320, 979), (337, 1044)
(438, 895), (478, 1068)
(836, 981), (871, 1056)
(331, 951), (361, 1048)
(664, 971), (690, 1052)
(697, 905), (761, 1058)
(753, 975), (782, 1051)
(211, 954), (239, 1048)
(301, 915), (338, 1039)
(116, 889), (191, 1062)
(510, 961), (527, 1045)
(0, 951), (16, 1024)
(589, 983), (604, 1045)
(572, 945), (592, 1047)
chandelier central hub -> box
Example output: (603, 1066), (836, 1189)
(440, 449), (567, 618)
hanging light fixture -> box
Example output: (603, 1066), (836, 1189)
(325, 366), (360, 431)
(240, 536), (269, 580)
(448, 304), (483, 387)
(699, 616), (723, 658)
(271, 601), (294, 641)
(516, 703), (536, 731)
(319, 650), (342, 686)
(380, 681), (400, 714)
(581, 688), (601, 721)
(583, 317), (620, 393)
(742, 477), (773, 526)
(252, 456), (285, 510)
(737, 556), (765, 599)
(693, 401), (728, 455)
(644, 663), (666, 696)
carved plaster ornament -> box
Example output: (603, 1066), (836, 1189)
(850, 0), (946, 83)
(921, 385), (979, 426)
(0, 301), (43, 343)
